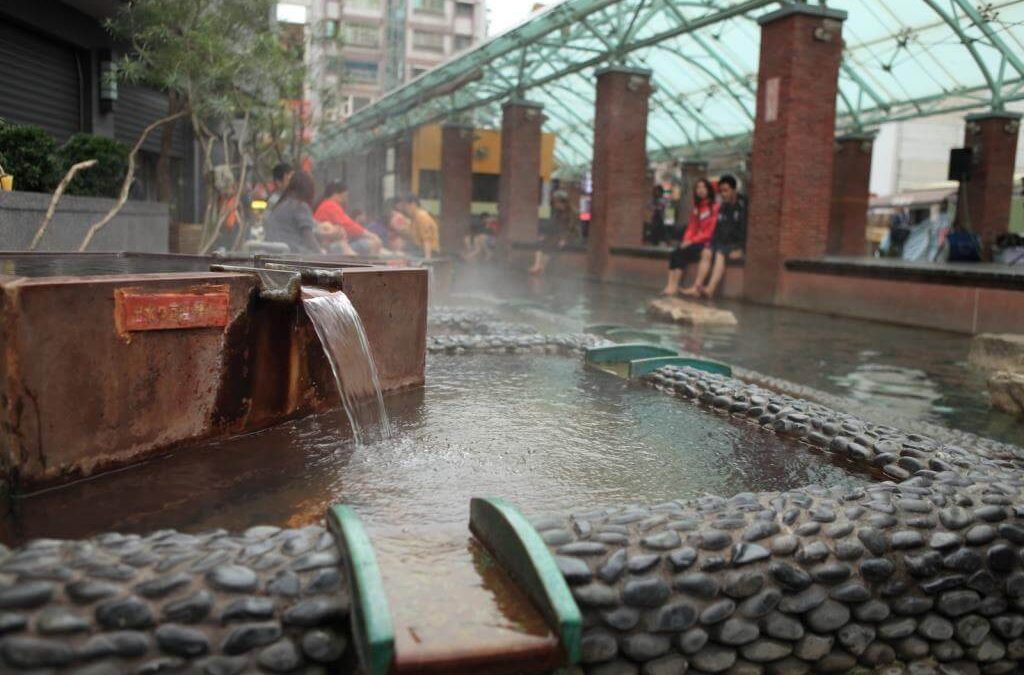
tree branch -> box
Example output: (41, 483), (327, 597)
(30, 160), (98, 250)
(79, 109), (189, 252)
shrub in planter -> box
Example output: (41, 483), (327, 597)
(56, 133), (129, 198)
(0, 122), (59, 192)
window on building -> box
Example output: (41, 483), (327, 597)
(454, 35), (473, 51)
(412, 30), (445, 53)
(345, 0), (382, 10)
(455, 2), (474, 19)
(413, 0), (445, 15)
(343, 21), (380, 47)
(345, 60), (379, 83)
(471, 174), (499, 202)
(323, 20), (338, 38)
(419, 170), (441, 200)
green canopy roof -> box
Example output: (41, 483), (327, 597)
(317, 0), (1024, 171)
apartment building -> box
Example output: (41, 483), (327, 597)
(301, 0), (487, 128)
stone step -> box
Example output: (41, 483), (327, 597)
(647, 297), (738, 326)
(969, 333), (1024, 373)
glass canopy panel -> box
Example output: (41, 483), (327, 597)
(316, 0), (1024, 171)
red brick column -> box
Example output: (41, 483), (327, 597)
(498, 100), (544, 243)
(827, 132), (875, 256)
(440, 122), (474, 256)
(589, 66), (652, 277)
(745, 5), (846, 303)
(963, 111), (1021, 254)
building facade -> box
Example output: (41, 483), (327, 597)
(303, 0), (488, 128)
(0, 0), (198, 222)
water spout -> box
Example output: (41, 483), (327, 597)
(302, 287), (393, 444)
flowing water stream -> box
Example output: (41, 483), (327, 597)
(301, 287), (393, 444)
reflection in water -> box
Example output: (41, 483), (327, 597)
(0, 357), (862, 546)
(375, 532), (558, 673)
(468, 267), (1020, 444)
(832, 363), (945, 419)
(302, 287), (393, 444)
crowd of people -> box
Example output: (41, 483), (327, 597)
(261, 163), (440, 259)
(254, 161), (747, 301)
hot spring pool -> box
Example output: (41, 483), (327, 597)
(1, 355), (865, 545)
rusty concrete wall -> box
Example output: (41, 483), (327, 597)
(0, 267), (428, 492)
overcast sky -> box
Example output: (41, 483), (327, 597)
(487, 1), (548, 36)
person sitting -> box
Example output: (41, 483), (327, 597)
(661, 178), (718, 296)
(313, 181), (383, 256)
(384, 197), (411, 253)
(400, 194), (440, 259)
(267, 162), (294, 209)
(263, 170), (326, 255)
(681, 174), (746, 298)
(529, 190), (576, 275)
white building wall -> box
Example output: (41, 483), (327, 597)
(870, 100), (1024, 197)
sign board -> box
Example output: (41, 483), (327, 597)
(115, 287), (231, 333)
(765, 77), (780, 122)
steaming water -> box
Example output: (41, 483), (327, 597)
(301, 287), (393, 444)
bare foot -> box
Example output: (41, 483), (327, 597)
(659, 287), (676, 296)
(679, 286), (700, 298)
(528, 266), (544, 276)
(699, 286), (715, 299)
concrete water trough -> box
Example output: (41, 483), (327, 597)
(0, 252), (428, 494)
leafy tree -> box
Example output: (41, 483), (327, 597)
(106, 0), (335, 249)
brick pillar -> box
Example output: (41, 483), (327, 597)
(745, 5), (846, 303)
(963, 111), (1021, 254)
(395, 134), (414, 198)
(440, 122), (473, 256)
(589, 66), (652, 276)
(498, 100), (544, 243)
(827, 132), (875, 256)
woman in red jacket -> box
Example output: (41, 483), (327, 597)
(661, 178), (719, 296)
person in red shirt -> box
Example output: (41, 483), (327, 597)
(314, 181), (383, 256)
(661, 178), (718, 296)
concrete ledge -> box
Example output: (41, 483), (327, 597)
(0, 191), (170, 253)
(786, 257), (1024, 291)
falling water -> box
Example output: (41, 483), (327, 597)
(302, 287), (393, 444)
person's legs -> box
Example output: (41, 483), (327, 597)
(702, 250), (728, 297)
(661, 268), (683, 295)
(529, 250), (550, 274)
(680, 248), (713, 296)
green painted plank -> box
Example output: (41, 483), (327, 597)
(628, 356), (732, 379)
(605, 328), (663, 343)
(469, 497), (582, 666)
(585, 343), (678, 364)
(327, 505), (394, 675)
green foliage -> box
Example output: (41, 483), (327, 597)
(107, 0), (307, 129)
(0, 123), (59, 192)
(56, 134), (130, 198)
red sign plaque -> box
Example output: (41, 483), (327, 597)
(115, 287), (231, 333)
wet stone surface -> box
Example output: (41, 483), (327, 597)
(535, 364), (1024, 674)
(0, 526), (349, 673)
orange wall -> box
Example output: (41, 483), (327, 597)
(411, 124), (555, 193)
